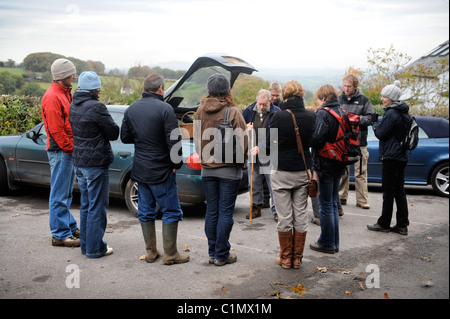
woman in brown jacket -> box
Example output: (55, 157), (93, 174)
(194, 73), (248, 266)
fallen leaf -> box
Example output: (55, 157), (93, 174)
(139, 255), (146, 260)
(317, 267), (328, 273)
(384, 293), (389, 299)
(221, 286), (227, 291)
(345, 290), (352, 295)
(183, 243), (190, 252)
(271, 281), (284, 285)
(291, 284), (306, 296)
(342, 270), (352, 275)
(11, 214), (20, 217)
(359, 282), (365, 291)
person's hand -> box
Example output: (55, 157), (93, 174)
(371, 113), (379, 123)
(250, 146), (259, 156)
(246, 122), (254, 130)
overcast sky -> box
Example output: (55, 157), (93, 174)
(0, 0), (448, 73)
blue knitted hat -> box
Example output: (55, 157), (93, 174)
(78, 71), (101, 90)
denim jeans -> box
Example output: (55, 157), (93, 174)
(75, 167), (110, 258)
(202, 177), (241, 261)
(47, 151), (77, 240)
(378, 160), (409, 228)
(137, 172), (183, 224)
(317, 173), (342, 250)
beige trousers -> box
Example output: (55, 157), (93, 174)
(339, 146), (369, 204)
(270, 170), (309, 233)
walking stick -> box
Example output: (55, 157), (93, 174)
(249, 125), (254, 227)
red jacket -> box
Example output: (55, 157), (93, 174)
(41, 81), (74, 154)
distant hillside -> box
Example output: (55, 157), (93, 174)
(157, 60), (345, 92)
(255, 68), (345, 92)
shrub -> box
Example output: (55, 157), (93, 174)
(0, 95), (42, 135)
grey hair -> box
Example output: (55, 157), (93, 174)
(256, 89), (271, 101)
(268, 82), (281, 91)
(144, 73), (165, 92)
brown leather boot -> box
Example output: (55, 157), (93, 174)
(276, 230), (293, 269)
(292, 231), (307, 269)
(246, 204), (261, 219)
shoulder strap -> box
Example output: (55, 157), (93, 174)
(286, 109), (311, 183)
(224, 107), (231, 123)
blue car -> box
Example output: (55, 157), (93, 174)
(350, 116), (449, 197)
(0, 55), (256, 214)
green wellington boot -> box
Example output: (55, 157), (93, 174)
(140, 221), (160, 263)
(162, 222), (190, 265)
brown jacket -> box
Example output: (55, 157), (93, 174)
(194, 96), (248, 168)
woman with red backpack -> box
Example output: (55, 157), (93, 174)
(310, 85), (347, 254)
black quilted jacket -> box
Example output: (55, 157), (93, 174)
(69, 90), (119, 168)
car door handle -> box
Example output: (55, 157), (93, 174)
(118, 152), (132, 158)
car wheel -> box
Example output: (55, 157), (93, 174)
(431, 162), (449, 197)
(124, 179), (139, 216)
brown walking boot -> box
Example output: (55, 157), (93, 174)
(246, 204), (261, 219)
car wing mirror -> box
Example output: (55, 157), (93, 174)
(26, 131), (37, 139)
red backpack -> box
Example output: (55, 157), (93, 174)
(318, 107), (361, 165)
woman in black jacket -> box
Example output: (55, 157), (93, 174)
(69, 71), (119, 258)
(368, 81), (410, 235)
(310, 84), (346, 254)
(269, 81), (316, 269)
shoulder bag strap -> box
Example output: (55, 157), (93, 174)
(286, 109), (312, 183)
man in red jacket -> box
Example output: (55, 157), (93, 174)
(41, 58), (79, 247)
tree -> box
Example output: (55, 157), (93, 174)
(0, 72), (18, 94)
(22, 52), (64, 72)
(361, 45), (412, 106)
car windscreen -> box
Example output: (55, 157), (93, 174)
(169, 66), (231, 108)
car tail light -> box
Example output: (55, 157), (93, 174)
(186, 152), (202, 170)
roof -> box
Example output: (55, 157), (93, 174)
(406, 40), (449, 72)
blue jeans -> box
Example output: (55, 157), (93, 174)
(47, 151), (77, 240)
(202, 177), (241, 261)
(317, 174), (342, 250)
(75, 167), (110, 258)
(137, 172), (183, 224)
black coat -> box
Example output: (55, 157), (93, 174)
(121, 92), (183, 184)
(69, 90), (119, 168)
(311, 101), (346, 178)
(269, 96), (316, 171)
(373, 101), (410, 162)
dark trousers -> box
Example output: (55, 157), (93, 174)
(378, 160), (409, 228)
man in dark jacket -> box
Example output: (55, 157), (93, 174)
(368, 81), (410, 235)
(121, 73), (189, 265)
(242, 90), (281, 220)
(69, 71), (119, 258)
(338, 74), (375, 212)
